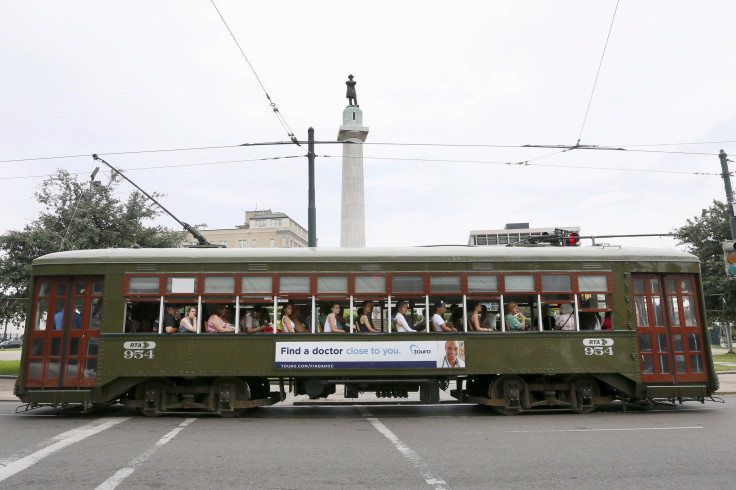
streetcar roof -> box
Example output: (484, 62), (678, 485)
(32, 245), (698, 266)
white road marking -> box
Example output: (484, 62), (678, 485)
(95, 418), (197, 490)
(506, 426), (704, 433)
(0, 417), (130, 482)
(358, 406), (448, 490)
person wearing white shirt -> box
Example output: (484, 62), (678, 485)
(394, 301), (415, 333)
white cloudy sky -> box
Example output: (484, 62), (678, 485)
(2, 1), (735, 249)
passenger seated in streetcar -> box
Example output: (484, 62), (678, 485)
(163, 304), (178, 334)
(469, 301), (492, 332)
(239, 308), (268, 334)
(554, 303), (576, 331)
(179, 306), (198, 333)
(291, 304), (311, 333)
(357, 301), (380, 333)
(280, 302), (296, 333)
(206, 304), (236, 333)
(504, 302), (526, 330)
(323, 303), (345, 333)
(440, 340), (465, 368)
(446, 306), (464, 331)
(318, 302), (332, 331)
(601, 311), (612, 330)
(480, 305), (497, 331)
(432, 300), (457, 332)
(394, 301), (416, 333)
(541, 304), (556, 331)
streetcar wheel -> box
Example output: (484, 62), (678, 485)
(566, 375), (600, 414)
(211, 377), (250, 418)
(489, 375), (526, 416)
(135, 379), (173, 417)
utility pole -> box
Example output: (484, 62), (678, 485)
(719, 150), (736, 354)
(308, 127), (317, 247)
(719, 150), (736, 239)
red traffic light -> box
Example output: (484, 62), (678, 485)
(567, 232), (580, 246)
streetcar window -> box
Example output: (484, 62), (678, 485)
(204, 276), (235, 294)
(50, 337), (61, 356)
(577, 275), (608, 292)
(430, 276), (461, 293)
(638, 334), (652, 352)
(280, 276), (310, 294)
(38, 281), (51, 297)
(318, 276), (348, 294)
(167, 277), (196, 294)
(687, 333), (700, 351)
(633, 278), (646, 294)
(66, 359), (78, 378)
(28, 360), (42, 379)
(392, 276), (423, 293)
(128, 276), (160, 294)
(640, 355), (654, 373)
(668, 297), (681, 326)
(128, 301), (159, 333)
(242, 276), (272, 293)
(31, 338), (44, 357)
(579, 294), (609, 310)
(690, 354), (704, 373)
(34, 299), (49, 331)
(355, 276), (386, 294)
(468, 275), (498, 292)
(504, 275), (534, 292)
(541, 275), (571, 292)
(92, 281), (104, 295)
(682, 296), (697, 326)
(635, 297), (649, 326)
(89, 298), (103, 330)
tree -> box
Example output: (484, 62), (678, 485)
(674, 200), (736, 322)
(0, 169), (186, 321)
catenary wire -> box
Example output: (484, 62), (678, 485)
(0, 155), (304, 181)
(1, 140), (729, 164)
(577, 0), (620, 145)
(210, 0), (301, 147)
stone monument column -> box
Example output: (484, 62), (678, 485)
(338, 79), (369, 247)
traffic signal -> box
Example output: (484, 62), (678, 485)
(723, 240), (736, 277)
(555, 229), (581, 246)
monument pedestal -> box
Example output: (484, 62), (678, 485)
(338, 106), (369, 248)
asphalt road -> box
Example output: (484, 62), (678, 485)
(0, 399), (734, 489)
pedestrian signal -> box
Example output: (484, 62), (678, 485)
(723, 240), (736, 277)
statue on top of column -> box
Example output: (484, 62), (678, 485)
(346, 74), (358, 107)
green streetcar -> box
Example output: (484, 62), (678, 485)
(14, 245), (718, 416)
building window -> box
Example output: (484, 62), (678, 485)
(270, 239), (275, 247)
(238, 240), (247, 248)
(219, 240), (227, 246)
(272, 218), (282, 227)
(252, 239), (257, 247)
(254, 220), (267, 228)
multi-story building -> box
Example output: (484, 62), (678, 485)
(187, 209), (309, 248)
(468, 223), (580, 246)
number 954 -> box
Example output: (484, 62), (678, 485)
(123, 349), (154, 359)
(585, 346), (613, 356)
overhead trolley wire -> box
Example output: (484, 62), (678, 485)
(0, 154), (304, 181)
(210, 0), (301, 148)
(576, 0), (620, 145)
(1, 139), (724, 166)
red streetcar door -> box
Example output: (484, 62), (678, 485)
(633, 274), (708, 384)
(24, 276), (104, 389)
(62, 278), (104, 388)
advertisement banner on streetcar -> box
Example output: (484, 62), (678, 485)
(274, 340), (466, 369)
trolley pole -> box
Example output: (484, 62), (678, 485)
(719, 150), (736, 239)
(308, 127), (317, 247)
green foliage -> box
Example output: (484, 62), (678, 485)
(0, 169), (185, 321)
(674, 200), (736, 321)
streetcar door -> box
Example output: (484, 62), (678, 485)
(62, 277), (104, 387)
(633, 274), (708, 384)
(24, 276), (103, 388)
